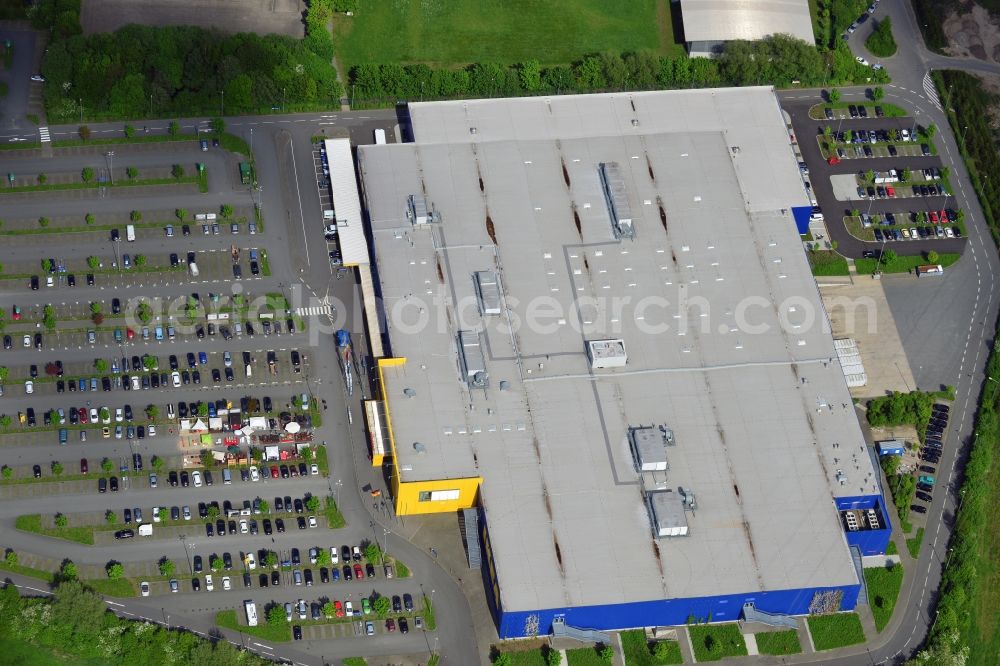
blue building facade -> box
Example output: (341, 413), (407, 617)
(478, 507), (864, 639)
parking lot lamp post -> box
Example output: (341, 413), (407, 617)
(79, 99), (83, 123)
(335, 478), (342, 507)
(179, 534), (193, 573)
(106, 151), (115, 185)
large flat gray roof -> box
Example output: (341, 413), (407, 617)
(359, 89), (874, 613)
(680, 0), (815, 44)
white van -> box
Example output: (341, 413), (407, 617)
(222, 468), (232, 485)
(245, 364), (252, 378)
(126, 224), (136, 242)
(374, 128), (386, 145)
(189, 261), (200, 277)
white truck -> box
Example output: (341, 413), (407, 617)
(138, 524), (153, 536)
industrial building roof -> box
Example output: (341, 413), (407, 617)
(324, 138), (368, 266)
(680, 0), (815, 44)
(358, 88), (875, 613)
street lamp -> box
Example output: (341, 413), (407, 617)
(220, 90), (225, 116)
(106, 151), (115, 185)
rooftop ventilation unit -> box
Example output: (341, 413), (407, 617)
(587, 338), (627, 369)
(598, 162), (634, 239)
(678, 486), (697, 510)
(646, 490), (689, 537)
(628, 425), (672, 472)
(407, 194), (440, 225)
(458, 330), (489, 389)
(474, 271), (502, 316)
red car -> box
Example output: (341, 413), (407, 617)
(78, 408), (89, 424)
(886, 186), (895, 198)
(334, 600), (344, 618)
(11, 305), (21, 321)
(385, 618), (396, 632)
(270, 466), (280, 478)
(827, 156), (840, 165)
(80, 458), (88, 474)
(929, 211), (939, 223)
(354, 564), (364, 580)
(126, 328), (135, 340)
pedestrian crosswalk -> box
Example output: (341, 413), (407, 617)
(922, 73), (942, 111)
(38, 126), (50, 143)
(295, 305), (332, 316)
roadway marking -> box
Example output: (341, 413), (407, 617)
(105, 600), (125, 607)
(922, 72), (943, 111)
(287, 137), (311, 267)
(295, 305), (332, 316)
(38, 126), (51, 143)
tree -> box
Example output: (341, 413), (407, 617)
(882, 248), (897, 266)
(927, 250), (940, 263)
(221, 204), (234, 218)
(901, 169), (912, 182)
(81, 167), (94, 183)
(52, 462), (64, 476)
(197, 403), (209, 417)
(5, 550), (16, 566)
(136, 303), (152, 324)
(364, 542), (381, 563)
(940, 166), (950, 180)
(211, 117), (225, 134)
(168, 121), (180, 136)
(157, 507), (168, 522)
(146, 405), (160, 421)
(158, 558), (174, 576)
(38, 216), (49, 227)
(873, 86), (885, 101)
(124, 124), (135, 138)
(264, 551), (279, 568)
(55, 513), (68, 527)
(518, 60), (541, 91)
(106, 562), (124, 579)
(43, 305), (56, 331)
(171, 164), (185, 179)
(78, 126), (91, 141)
(101, 457), (114, 473)
(493, 655), (512, 666)
(545, 648), (562, 666)
(258, 499), (270, 514)
(200, 449), (214, 467)
(0, 367), (7, 383)
(828, 88), (841, 103)
(175, 208), (187, 221)
(100, 407), (110, 422)
(85, 213), (95, 225)
(267, 604), (287, 626)
(60, 561), (78, 580)
(305, 495), (320, 512)
(373, 595), (390, 618)
(210, 556), (223, 572)
(134, 254), (147, 268)
(129, 210), (141, 223)
(37, 173), (47, 184)
(207, 504), (220, 520)
(851, 208), (860, 218)
(844, 129), (853, 142)
(95, 359), (108, 373)
(653, 642), (673, 661)
(599, 645), (613, 663)
(322, 601), (334, 618)
(87, 256), (99, 269)
(105, 509), (116, 524)
(316, 549), (330, 567)
(1, 465), (10, 478)
(925, 123), (937, 138)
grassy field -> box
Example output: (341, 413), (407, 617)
(333, 0), (684, 68)
(86, 578), (136, 598)
(14, 514), (95, 545)
(854, 252), (960, 275)
(215, 610), (291, 642)
(807, 249), (850, 276)
(688, 624), (748, 661)
(0, 635), (106, 665)
(754, 629), (802, 655)
(566, 646), (608, 665)
(807, 613), (866, 650)
(620, 629), (683, 664)
(865, 564), (904, 631)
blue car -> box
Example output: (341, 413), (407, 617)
(331, 567), (340, 581)
(198, 351), (208, 365)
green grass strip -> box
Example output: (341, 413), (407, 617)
(215, 609), (291, 642)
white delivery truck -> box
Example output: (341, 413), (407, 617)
(189, 261), (199, 277)
(138, 524), (153, 536)
(126, 224), (136, 242)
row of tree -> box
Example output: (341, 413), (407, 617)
(349, 36), (886, 106)
(33, 0), (342, 122)
(0, 579), (271, 664)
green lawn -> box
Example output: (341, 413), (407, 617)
(906, 526), (925, 558)
(333, 0), (683, 68)
(343, 659), (368, 666)
(14, 514), (95, 545)
(688, 624), (748, 661)
(566, 646), (608, 665)
(807, 613), (866, 650)
(215, 610), (291, 642)
(754, 629), (802, 655)
(865, 564), (904, 632)
(504, 649), (547, 666)
(86, 578), (136, 598)
(808, 250), (850, 276)
(854, 252), (960, 275)
(620, 629), (683, 664)
(0, 635), (106, 665)
(887, 540), (899, 556)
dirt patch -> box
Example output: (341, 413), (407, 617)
(943, 2), (1000, 63)
(81, 0), (305, 37)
